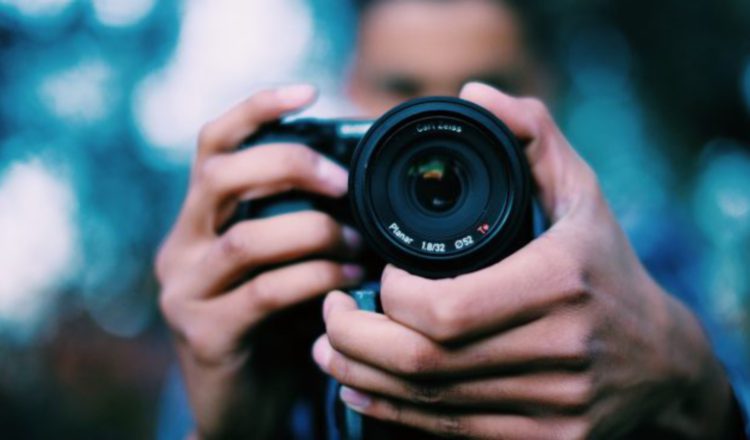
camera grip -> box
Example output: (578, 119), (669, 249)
(324, 290), (380, 440)
(345, 290), (380, 440)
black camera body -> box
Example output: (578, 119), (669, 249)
(239, 97), (536, 439)
(239, 96), (533, 279)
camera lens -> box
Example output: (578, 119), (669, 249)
(349, 97), (533, 278)
(409, 153), (464, 214)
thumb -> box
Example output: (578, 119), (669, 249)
(459, 82), (599, 222)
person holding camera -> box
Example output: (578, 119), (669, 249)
(156, 0), (747, 438)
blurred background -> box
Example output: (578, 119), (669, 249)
(0, 0), (749, 438)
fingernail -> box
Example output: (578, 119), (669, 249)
(312, 337), (332, 368)
(276, 84), (316, 106)
(342, 264), (365, 283)
(340, 386), (372, 410)
(342, 226), (362, 250)
(460, 81), (494, 98)
(316, 157), (349, 195)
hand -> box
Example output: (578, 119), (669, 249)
(313, 83), (739, 439)
(155, 85), (364, 438)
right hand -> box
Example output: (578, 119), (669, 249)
(155, 85), (364, 438)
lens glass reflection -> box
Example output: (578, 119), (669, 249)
(408, 154), (463, 213)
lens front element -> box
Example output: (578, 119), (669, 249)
(349, 97), (533, 278)
(409, 153), (464, 214)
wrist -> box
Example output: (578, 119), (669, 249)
(649, 291), (740, 439)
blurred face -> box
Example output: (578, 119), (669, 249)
(348, 0), (543, 116)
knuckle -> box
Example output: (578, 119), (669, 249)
(558, 320), (594, 366)
(407, 381), (445, 404)
(197, 121), (222, 150)
(560, 258), (593, 304)
(387, 399), (407, 426)
(284, 145), (320, 178)
(195, 155), (224, 190)
(157, 288), (182, 325)
(536, 241), (592, 305)
(557, 417), (592, 440)
(217, 225), (254, 264)
(521, 97), (553, 128)
(304, 212), (341, 248)
(400, 341), (438, 375)
(437, 415), (467, 438)
(246, 277), (280, 312)
(559, 376), (595, 411)
(154, 233), (194, 284)
(183, 324), (225, 366)
(425, 290), (469, 343)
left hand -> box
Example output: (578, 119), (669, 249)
(313, 83), (738, 439)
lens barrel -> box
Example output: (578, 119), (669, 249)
(349, 97), (532, 278)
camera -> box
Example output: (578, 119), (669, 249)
(237, 96), (533, 278)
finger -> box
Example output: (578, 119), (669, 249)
(195, 84), (317, 163)
(178, 212), (362, 299)
(380, 232), (589, 343)
(189, 143), (348, 220)
(460, 82), (542, 141)
(216, 260), (365, 332)
(382, 84), (608, 344)
(460, 81), (600, 221)
(161, 261), (363, 363)
(339, 389), (581, 439)
(314, 336), (592, 413)
(170, 85), (318, 239)
(324, 291), (590, 377)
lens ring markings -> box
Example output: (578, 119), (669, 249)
(349, 97), (532, 278)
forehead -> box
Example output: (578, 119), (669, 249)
(357, 0), (526, 74)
